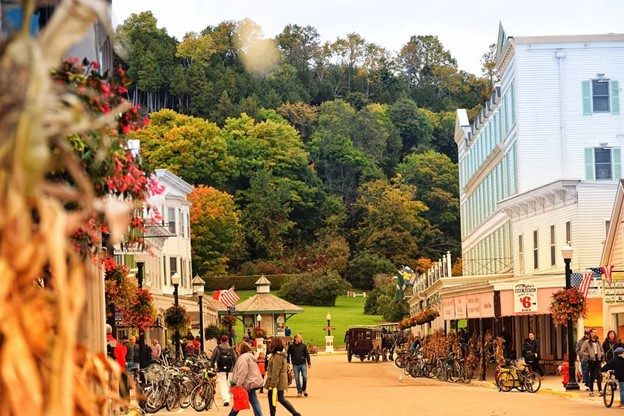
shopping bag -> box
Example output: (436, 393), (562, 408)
(231, 386), (250, 411)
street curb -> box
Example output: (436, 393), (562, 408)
(469, 378), (587, 401)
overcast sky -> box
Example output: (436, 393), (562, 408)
(111, 0), (623, 75)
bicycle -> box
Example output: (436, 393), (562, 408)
(497, 358), (541, 393)
(603, 370), (618, 408)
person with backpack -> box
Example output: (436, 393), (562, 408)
(211, 334), (237, 407)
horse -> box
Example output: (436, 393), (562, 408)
(382, 329), (410, 361)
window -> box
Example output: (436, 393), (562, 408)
(595, 148), (613, 180)
(566, 221), (571, 245)
(162, 256), (167, 285)
(550, 225), (556, 267)
(533, 230), (539, 270)
(179, 211), (184, 238)
(518, 235), (524, 274)
(169, 257), (178, 281)
(167, 207), (176, 234)
(592, 80), (610, 113)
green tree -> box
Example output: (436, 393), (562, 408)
(388, 98), (434, 155)
(277, 101), (318, 142)
(344, 251), (396, 290)
(188, 186), (244, 276)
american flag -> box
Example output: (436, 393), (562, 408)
(601, 265), (614, 287)
(213, 287), (240, 307)
(570, 271), (593, 297)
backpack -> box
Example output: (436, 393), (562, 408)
(217, 345), (235, 372)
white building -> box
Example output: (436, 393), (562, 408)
(444, 26), (623, 360)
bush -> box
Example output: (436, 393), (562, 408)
(344, 252), (396, 290)
(379, 299), (410, 322)
(364, 282), (394, 315)
(203, 274), (296, 291)
(279, 271), (351, 306)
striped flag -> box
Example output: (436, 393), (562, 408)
(215, 286), (240, 307)
(570, 272), (593, 297)
(601, 265), (614, 287)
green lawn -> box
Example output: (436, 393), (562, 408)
(233, 291), (382, 348)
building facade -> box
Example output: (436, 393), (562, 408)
(446, 27), (624, 360)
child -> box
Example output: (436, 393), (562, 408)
(257, 351), (266, 393)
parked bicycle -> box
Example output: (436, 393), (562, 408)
(496, 358), (541, 393)
(603, 370), (618, 408)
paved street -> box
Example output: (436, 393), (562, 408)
(155, 352), (617, 416)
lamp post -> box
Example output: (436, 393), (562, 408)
(326, 313), (332, 336)
(171, 272), (181, 360)
(192, 275), (206, 354)
(257, 314), (262, 329)
(562, 243), (580, 390)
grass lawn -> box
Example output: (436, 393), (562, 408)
(233, 291), (382, 348)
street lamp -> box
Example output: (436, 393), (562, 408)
(193, 275), (206, 354)
(171, 272), (181, 360)
(256, 314), (262, 328)
(562, 243), (579, 390)
(326, 313), (332, 336)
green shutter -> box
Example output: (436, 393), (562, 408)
(613, 147), (621, 179)
(585, 148), (595, 180)
(582, 80), (592, 116)
(611, 80), (620, 115)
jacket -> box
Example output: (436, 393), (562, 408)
(231, 352), (265, 390)
(287, 342), (311, 366)
(580, 339), (604, 362)
(106, 334), (127, 368)
(522, 339), (540, 359)
(602, 356), (624, 381)
(603, 340), (622, 362)
(576, 337), (589, 362)
(265, 351), (289, 390)
(210, 342), (237, 371)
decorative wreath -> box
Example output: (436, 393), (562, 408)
(549, 288), (587, 326)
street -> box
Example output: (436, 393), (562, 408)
(155, 353), (616, 416)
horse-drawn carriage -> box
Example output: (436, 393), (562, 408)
(344, 326), (383, 362)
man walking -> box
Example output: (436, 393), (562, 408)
(211, 335), (237, 407)
(522, 331), (544, 376)
(577, 330), (591, 390)
(287, 333), (311, 397)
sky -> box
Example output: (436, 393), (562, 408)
(111, 0), (624, 75)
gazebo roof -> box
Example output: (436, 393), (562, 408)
(230, 293), (303, 315)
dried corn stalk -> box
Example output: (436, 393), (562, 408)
(0, 1), (130, 415)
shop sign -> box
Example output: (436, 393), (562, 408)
(481, 293), (495, 318)
(513, 283), (538, 313)
(455, 296), (467, 319)
(442, 298), (455, 320)
(466, 295), (481, 318)
(604, 278), (624, 303)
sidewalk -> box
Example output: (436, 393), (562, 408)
(472, 375), (614, 403)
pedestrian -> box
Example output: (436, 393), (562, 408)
(228, 341), (264, 416)
(151, 338), (162, 361)
(137, 334), (152, 369)
(211, 335), (237, 407)
(185, 338), (196, 357)
(285, 326), (292, 339)
(257, 351), (266, 394)
(601, 346), (624, 408)
(247, 329), (253, 340)
(106, 324), (126, 369)
(287, 333), (311, 398)
(132, 336), (140, 368)
(577, 330), (591, 389)
(410, 336), (421, 353)
(521, 332), (544, 376)
(580, 328), (604, 396)
(194, 335), (201, 354)
(230, 324), (237, 346)
(265, 337), (301, 416)
(603, 330), (622, 362)
(122, 335), (136, 371)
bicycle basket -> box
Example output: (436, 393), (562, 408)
(514, 358), (526, 371)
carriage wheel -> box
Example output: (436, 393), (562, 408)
(360, 355), (365, 362)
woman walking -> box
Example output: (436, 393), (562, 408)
(229, 341), (264, 416)
(603, 330), (622, 362)
(580, 328), (604, 396)
(265, 337), (301, 416)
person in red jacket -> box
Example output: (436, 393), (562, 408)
(106, 324), (127, 369)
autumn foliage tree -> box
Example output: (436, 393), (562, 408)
(188, 185), (243, 276)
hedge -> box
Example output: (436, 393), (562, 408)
(203, 274), (298, 291)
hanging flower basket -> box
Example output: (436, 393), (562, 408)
(121, 288), (157, 330)
(549, 288), (587, 326)
(164, 305), (190, 333)
(253, 327), (267, 339)
(204, 324), (221, 340)
(220, 314), (237, 327)
(398, 307), (440, 329)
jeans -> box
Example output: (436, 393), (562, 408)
(581, 360), (590, 385)
(619, 381), (624, 404)
(588, 360), (602, 392)
(267, 389), (299, 416)
(293, 363), (308, 393)
(228, 388), (262, 416)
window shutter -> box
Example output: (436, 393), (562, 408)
(584, 148), (595, 180)
(613, 147), (622, 179)
(611, 80), (620, 115)
(582, 80), (592, 116)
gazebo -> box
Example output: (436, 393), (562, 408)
(222, 276), (303, 338)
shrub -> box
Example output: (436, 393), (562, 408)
(379, 299), (410, 322)
(364, 281), (394, 315)
(203, 274), (296, 291)
(279, 271), (351, 306)
(344, 252), (395, 290)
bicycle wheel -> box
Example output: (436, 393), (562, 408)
(179, 379), (195, 409)
(143, 384), (165, 413)
(190, 383), (214, 412)
(497, 372), (514, 392)
(604, 382), (615, 408)
(395, 355), (407, 368)
(448, 362), (462, 383)
(524, 372), (541, 393)
(165, 382), (180, 411)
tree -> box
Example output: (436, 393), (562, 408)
(129, 109), (234, 186)
(344, 251), (396, 290)
(388, 98), (433, 154)
(398, 35), (457, 89)
(279, 271), (351, 306)
(277, 101), (318, 142)
(188, 186), (244, 276)
(396, 150), (460, 257)
(481, 43), (499, 97)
